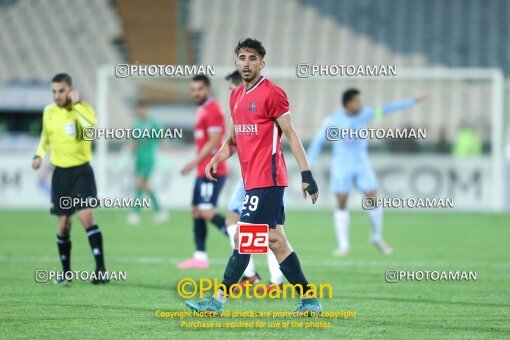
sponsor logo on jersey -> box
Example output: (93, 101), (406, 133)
(234, 124), (258, 135)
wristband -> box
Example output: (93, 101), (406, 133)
(301, 170), (318, 195)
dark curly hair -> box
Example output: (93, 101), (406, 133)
(234, 38), (266, 59)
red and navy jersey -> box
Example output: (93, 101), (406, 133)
(194, 97), (228, 177)
(230, 76), (289, 190)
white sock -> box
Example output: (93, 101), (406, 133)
(334, 209), (350, 250)
(215, 289), (227, 303)
(226, 224), (237, 249)
(368, 206), (383, 243)
(267, 250), (283, 284)
(193, 250), (207, 261)
(243, 257), (257, 277)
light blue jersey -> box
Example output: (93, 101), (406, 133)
(307, 98), (415, 194)
(228, 181), (246, 214)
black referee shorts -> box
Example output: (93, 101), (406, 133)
(51, 163), (98, 216)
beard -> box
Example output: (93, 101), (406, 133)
(194, 96), (207, 106)
(241, 70), (258, 84)
(55, 98), (70, 107)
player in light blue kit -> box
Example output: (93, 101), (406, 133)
(307, 89), (426, 256)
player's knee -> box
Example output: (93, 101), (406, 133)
(57, 220), (66, 231)
(192, 207), (200, 219)
(268, 233), (283, 252)
(138, 179), (149, 191)
(233, 230), (240, 249)
(225, 211), (239, 226)
(57, 217), (71, 236)
(337, 195), (348, 209)
(78, 209), (95, 228)
(200, 209), (216, 221)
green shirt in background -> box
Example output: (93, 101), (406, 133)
(133, 118), (161, 178)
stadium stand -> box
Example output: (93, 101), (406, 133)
(0, 0), (122, 98)
(0, 0), (505, 143)
(188, 0), (503, 142)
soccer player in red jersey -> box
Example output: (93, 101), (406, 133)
(186, 39), (322, 313)
(178, 75), (229, 269)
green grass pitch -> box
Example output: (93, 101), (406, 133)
(1, 209), (509, 338)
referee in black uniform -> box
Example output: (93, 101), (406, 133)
(32, 73), (107, 284)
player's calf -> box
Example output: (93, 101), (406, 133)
(200, 209), (228, 235)
(178, 214), (210, 269)
(56, 216), (73, 275)
(77, 209), (96, 229)
(267, 226), (321, 310)
(85, 225), (107, 276)
(268, 229), (293, 263)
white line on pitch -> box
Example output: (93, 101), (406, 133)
(0, 256), (509, 269)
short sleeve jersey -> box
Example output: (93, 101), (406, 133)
(229, 77), (289, 190)
(194, 98), (227, 177)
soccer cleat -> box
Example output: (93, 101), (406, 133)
(257, 282), (283, 294)
(128, 212), (140, 225)
(373, 240), (393, 255)
(91, 269), (110, 285)
(232, 273), (261, 293)
(185, 295), (224, 313)
(332, 248), (350, 257)
(154, 211), (169, 224)
(177, 257), (209, 269)
(294, 297), (323, 315)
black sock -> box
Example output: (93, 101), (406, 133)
(57, 235), (71, 273)
(86, 225), (105, 271)
(194, 218), (207, 251)
(222, 249), (251, 290)
(210, 214), (227, 235)
(279, 252), (312, 296)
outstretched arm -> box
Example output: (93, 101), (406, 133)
(276, 114), (318, 204)
(372, 95), (427, 119)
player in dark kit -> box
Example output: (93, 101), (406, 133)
(178, 75), (229, 269)
(32, 73), (107, 284)
(185, 39), (322, 313)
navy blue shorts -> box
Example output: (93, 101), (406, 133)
(192, 176), (226, 210)
(239, 186), (285, 229)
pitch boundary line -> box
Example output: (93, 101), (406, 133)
(1, 256), (509, 269)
